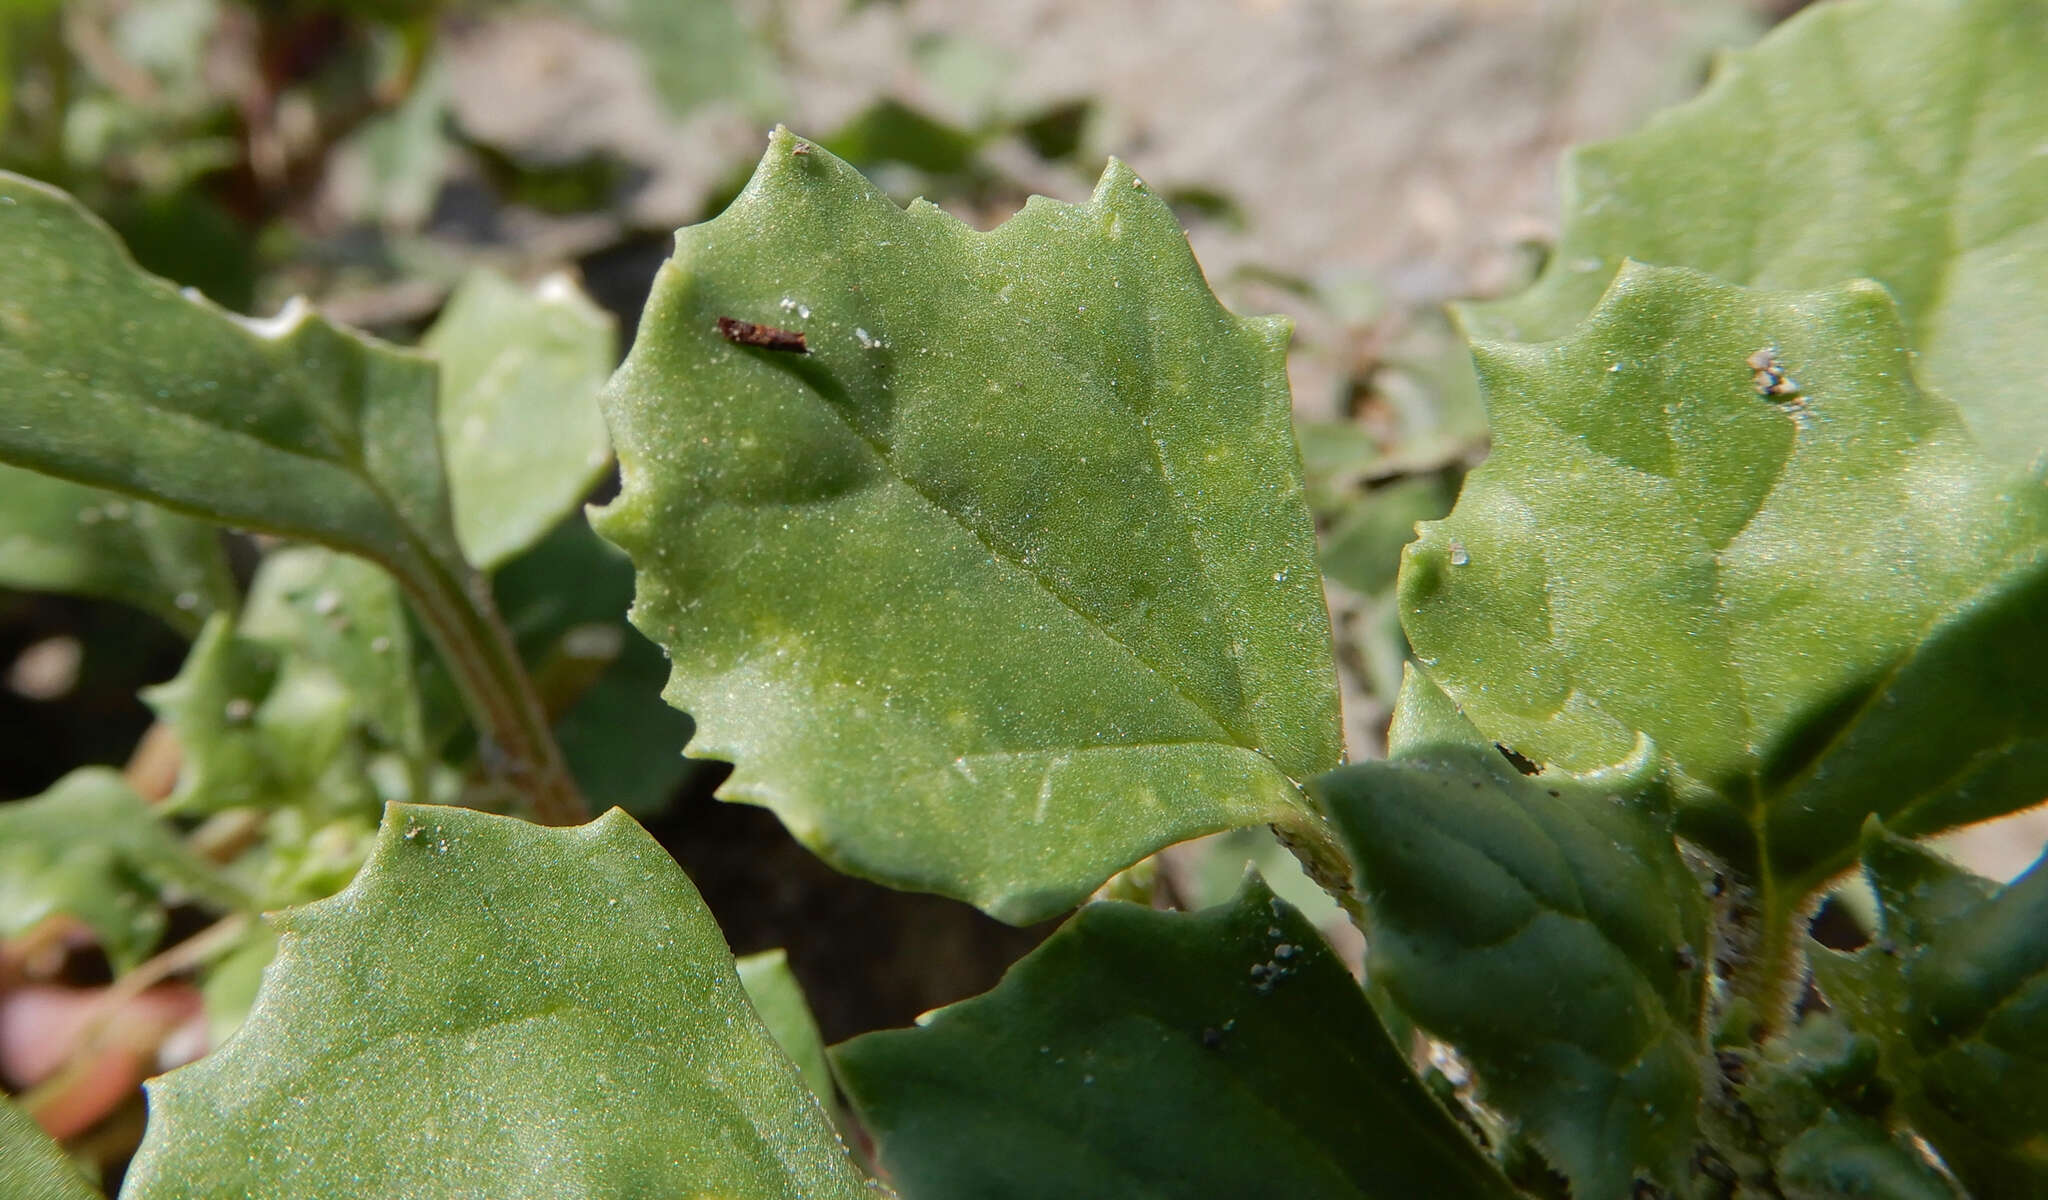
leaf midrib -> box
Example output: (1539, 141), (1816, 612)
(768, 353), (1270, 762)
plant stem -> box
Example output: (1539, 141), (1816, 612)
(399, 550), (587, 826)
(1721, 872), (1805, 1043)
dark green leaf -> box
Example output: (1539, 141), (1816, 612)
(1463, 0), (2048, 467)
(0, 768), (246, 970)
(0, 465), (233, 634)
(594, 130), (1342, 922)
(834, 875), (1513, 1199)
(1314, 667), (1710, 1198)
(1812, 821), (2048, 1196)
(123, 803), (874, 1200)
(1402, 264), (2048, 895)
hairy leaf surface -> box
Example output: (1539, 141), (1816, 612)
(834, 876), (1512, 1199)
(123, 804), (874, 1200)
(1315, 668), (1708, 1198)
(596, 130), (1341, 922)
(424, 269), (614, 571)
(0, 465), (233, 634)
(0, 769), (246, 970)
(1812, 822), (2048, 1196)
(1464, 0), (2048, 466)
(1402, 265), (2048, 893)
(0, 1095), (102, 1200)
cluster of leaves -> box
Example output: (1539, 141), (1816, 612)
(3, 0), (2046, 1197)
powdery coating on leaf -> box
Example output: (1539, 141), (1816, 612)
(1463, 0), (2048, 467)
(1404, 263), (2048, 891)
(123, 803), (874, 1200)
(594, 129), (1341, 923)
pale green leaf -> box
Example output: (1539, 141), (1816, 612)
(423, 269), (615, 571)
(0, 768), (246, 970)
(143, 549), (442, 911)
(736, 949), (838, 1122)
(1812, 822), (2048, 1196)
(562, 0), (784, 119)
(1401, 264), (2048, 896)
(594, 130), (1342, 922)
(1463, 0), (2048, 467)
(122, 803), (876, 1200)
(0, 464), (233, 634)
(834, 876), (1514, 1199)
(1314, 668), (1710, 1198)
(0, 1095), (102, 1200)
(237, 546), (425, 763)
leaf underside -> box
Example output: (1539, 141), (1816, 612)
(122, 803), (871, 1200)
(0, 171), (467, 590)
(595, 129), (1341, 923)
(0, 464), (234, 634)
(834, 876), (1514, 1199)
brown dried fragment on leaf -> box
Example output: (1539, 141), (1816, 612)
(716, 316), (808, 353)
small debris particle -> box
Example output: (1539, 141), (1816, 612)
(312, 589), (342, 616)
(1673, 944), (1698, 972)
(223, 697), (254, 723)
(1447, 542), (1471, 567)
(1747, 346), (1801, 398)
(1495, 743), (1541, 775)
(791, 141), (811, 156)
(716, 316), (808, 353)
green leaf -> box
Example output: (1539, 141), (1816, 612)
(0, 464), (233, 634)
(736, 949), (838, 1121)
(1319, 473), (1459, 598)
(423, 269), (615, 571)
(594, 130), (1342, 923)
(561, 0), (783, 119)
(0, 171), (580, 822)
(0, 768), (246, 971)
(0, 172), (462, 587)
(834, 875), (1513, 1199)
(123, 803), (874, 1200)
(1401, 263), (2048, 896)
(1313, 667), (1710, 1198)
(1732, 1014), (1959, 1199)
(1812, 821), (2048, 1196)
(488, 517), (695, 816)
(1463, 0), (2048, 467)
(0, 1095), (102, 1200)
(144, 612), (353, 817)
